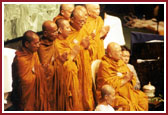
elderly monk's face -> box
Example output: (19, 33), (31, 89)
(72, 11), (88, 30)
(60, 20), (72, 38)
(87, 4), (100, 18)
(121, 50), (130, 64)
(108, 44), (122, 61)
(61, 4), (74, 20)
(27, 34), (40, 53)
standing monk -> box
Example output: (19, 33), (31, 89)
(37, 20), (58, 110)
(53, 4), (75, 22)
(84, 4), (110, 61)
(96, 42), (148, 111)
(69, 5), (95, 111)
(11, 31), (48, 111)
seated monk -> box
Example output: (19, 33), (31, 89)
(84, 4), (110, 60)
(53, 4), (75, 22)
(11, 30), (48, 111)
(37, 20), (58, 110)
(96, 42), (148, 111)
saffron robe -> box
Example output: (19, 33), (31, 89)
(83, 16), (105, 61)
(12, 47), (48, 111)
(96, 55), (148, 111)
(38, 38), (58, 110)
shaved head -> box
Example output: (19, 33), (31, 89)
(107, 42), (122, 61)
(42, 20), (57, 31)
(71, 5), (88, 30)
(85, 4), (100, 18)
(60, 4), (75, 19)
(56, 18), (71, 38)
(61, 4), (74, 11)
(101, 84), (115, 98)
(42, 20), (58, 41)
(22, 30), (39, 47)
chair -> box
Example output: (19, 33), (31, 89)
(91, 59), (101, 104)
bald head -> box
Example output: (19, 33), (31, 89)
(56, 18), (71, 38)
(101, 84), (115, 98)
(107, 42), (122, 61)
(42, 20), (57, 31)
(42, 20), (58, 41)
(85, 4), (100, 18)
(60, 4), (75, 20)
(61, 4), (74, 11)
(71, 5), (88, 30)
(22, 30), (40, 53)
(22, 30), (39, 47)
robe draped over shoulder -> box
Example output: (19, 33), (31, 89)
(96, 55), (148, 111)
(12, 47), (48, 111)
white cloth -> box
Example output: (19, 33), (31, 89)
(95, 104), (115, 111)
(4, 48), (16, 93)
(104, 14), (125, 49)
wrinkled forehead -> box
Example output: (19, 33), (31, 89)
(87, 4), (100, 10)
(62, 4), (74, 11)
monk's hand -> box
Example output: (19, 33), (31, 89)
(80, 37), (90, 49)
(90, 29), (96, 39)
(100, 25), (110, 39)
(125, 71), (133, 82)
(59, 52), (68, 63)
(42, 63), (49, 75)
(134, 82), (141, 90)
(70, 45), (81, 60)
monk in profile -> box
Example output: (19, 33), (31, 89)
(96, 42), (148, 111)
(38, 20), (58, 110)
(53, 4), (75, 22)
(84, 4), (110, 60)
(11, 30), (48, 111)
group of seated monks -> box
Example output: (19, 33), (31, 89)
(11, 4), (149, 111)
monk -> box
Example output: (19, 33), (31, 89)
(96, 42), (148, 111)
(11, 30), (48, 111)
(55, 6), (94, 111)
(37, 20), (58, 110)
(84, 4), (110, 60)
(53, 4), (75, 22)
(70, 5), (95, 111)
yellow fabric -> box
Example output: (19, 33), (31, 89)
(69, 26), (95, 111)
(96, 55), (148, 111)
(55, 26), (95, 110)
(83, 16), (105, 61)
(12, 47), (49, 111)
(37, 38), (58, 110)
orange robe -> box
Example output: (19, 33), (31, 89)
(38, 38), (58, 110)
(68, 26), (95, 111)
(83, 16), (105, 61)
(12, 47), (48, 111)
(96, 55), (148, 111)
(53, 14), (64, 23)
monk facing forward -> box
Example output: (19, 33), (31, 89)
(12, 31), (48, 111)
(96, 42), (148, 111)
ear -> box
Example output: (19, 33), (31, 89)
(25, 41), (29, 48)
(61, 10), (64, 16)
(58, 28), (62, 34)
(104, 95), (108, 100)
(43, 31), (47, 37)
